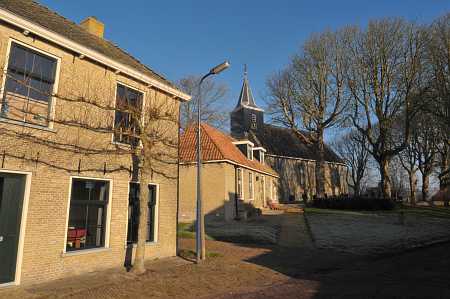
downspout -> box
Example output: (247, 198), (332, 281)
(176, 102), (181, 255)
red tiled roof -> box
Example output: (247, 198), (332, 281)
(180, 123), (278, 177)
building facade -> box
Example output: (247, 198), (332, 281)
(230, 70), (348, 202)
(0, 1), (189, 286)
(179, 124), (279, 222)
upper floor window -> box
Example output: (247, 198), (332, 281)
(247, 145), (253, 160)
(1, 42), (57, 126)
(113, 84), (143, 145)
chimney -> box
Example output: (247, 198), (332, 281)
(80, 16), (104, 38)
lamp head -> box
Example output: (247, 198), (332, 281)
(210, 61), (230, 75)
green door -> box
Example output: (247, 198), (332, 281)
(0, 173), (26, 284)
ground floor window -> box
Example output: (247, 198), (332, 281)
(66, 178), (110, 251)
(248, 172), (254, 200)
(127, 183), (158, 244)
(236, 168), (243, 199)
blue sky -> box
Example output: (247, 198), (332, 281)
(40, 0), (449, 127)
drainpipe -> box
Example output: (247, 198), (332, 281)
(176, 103), (181, 255)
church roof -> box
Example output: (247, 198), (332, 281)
(233, 68), (262, 111)
(180, 123), (278, 177)
(248, 125), (344, 164)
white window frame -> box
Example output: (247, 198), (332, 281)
(248, 172), (254, 200)
(62, 176), (113, 255)
(236, 168), (244, 200)
(0, 38), (61, 130)
(247, 145), (253, 160)
(111, 81), (146, 146)
(0, 169), (32, 287)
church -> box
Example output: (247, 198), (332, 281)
(230, 70), (348, 202)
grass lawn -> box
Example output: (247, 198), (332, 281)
(178, 222), (215, 240)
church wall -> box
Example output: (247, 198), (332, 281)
(266, 155), (348, 202)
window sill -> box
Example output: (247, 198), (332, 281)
(61, 247), (111, 257)
(0, 117), (56, 133)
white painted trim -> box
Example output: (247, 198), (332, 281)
(248, 172), (254, 200)
(0, 38), (61, 129)
(236, 167), (244, 200)
(266, 153), (347, 167)
(253, 147), (267, 152)
(0, 169), (32, 287)
(62, 176), (113, 255)
(0, 8), (191, 101)
(180, 159), (279, 178)
(232, 140), (254, 147)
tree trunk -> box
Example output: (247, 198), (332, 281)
(132, 158), (149, 274)
(422, 172), (430, 205)
(380, 158), (392, 199)
(315, 134), (326, 198)
(354, 182), (361, 197)
(408, 171), (417, 206)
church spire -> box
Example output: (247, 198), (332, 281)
(234, 64), (260, 110)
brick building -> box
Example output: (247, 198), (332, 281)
(179, 123), (279, 222)
(0, 0), (189, 286)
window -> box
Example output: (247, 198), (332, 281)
(237, 168), (243, 199)
(66, 178), (110, 251)
(247, 145), (253, 160)
(250, 113), (257, 129)
(1, 42), (57, 126)
(127, 183), (158, 244)
(249, 173), (254, 200)
(113, 84), (143, 145)
(272, 180), (278, 202)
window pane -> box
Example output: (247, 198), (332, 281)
(113, 84), (142, 145)
(147, 185), (157, 242)
(2, 43), (57, 126)
(66, 179), (109, 251)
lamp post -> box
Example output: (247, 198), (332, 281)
(196, 61), (230, 263)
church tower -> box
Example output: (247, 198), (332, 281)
(230, 65), (264, 138)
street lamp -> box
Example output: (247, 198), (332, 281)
(196, 61), (230, 263)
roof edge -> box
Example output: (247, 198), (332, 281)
(0, 7), (191, 101)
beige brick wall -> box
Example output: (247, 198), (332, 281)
(179, 162), (278, 222)
(0, 23), (179, 285)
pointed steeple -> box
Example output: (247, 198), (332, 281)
(234, 64), (261, 111)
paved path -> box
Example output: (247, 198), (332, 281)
(277, 213), (314, 249)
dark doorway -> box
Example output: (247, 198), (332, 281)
(0, 173), (26, 284)
(124, 183), (158, 270)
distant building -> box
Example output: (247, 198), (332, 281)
(179, 123), (279, 222)
(230, 69), (348, 202)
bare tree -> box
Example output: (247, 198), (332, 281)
(267, 29), (350, 198)
(412, 112), (439, 202)
(333, 129), (370, 196)
(346, 19), (427, 198)
(177, 75), (228, 129)
(426, 13), (450, 188)
(399, 140), (418, 205)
